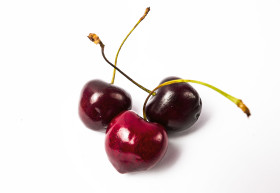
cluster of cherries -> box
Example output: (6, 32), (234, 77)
(79, 8), (250, 174)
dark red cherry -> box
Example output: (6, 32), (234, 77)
(146, 76), (202, 132)
(105, 110), (168, 173)
(79, 79), (132, 131)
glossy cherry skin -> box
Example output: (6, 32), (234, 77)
(79, 79), (132, 131)
(146, 76), (202, 132)
(105, 110), (168, 173)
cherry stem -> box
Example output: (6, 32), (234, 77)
(111, 7), (150, 84)
(87, 33), (155, 96)
(143, 79), (251, 120)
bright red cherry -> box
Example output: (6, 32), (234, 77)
(105, 110), (168, 173)
(146, 76), (202, 132)
(79, 80), (132, 131)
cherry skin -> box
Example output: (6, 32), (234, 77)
(146, 76), (202, 132)
(79, 79), (132, 131)
(105, 110), (168, 173)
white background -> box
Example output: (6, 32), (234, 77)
(1, 0), (280, 193)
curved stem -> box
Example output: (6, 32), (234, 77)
(143, 79), (251, 120)
(87, 33), (155, 96)
(111, 7), (150, 84)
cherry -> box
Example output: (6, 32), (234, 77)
(79, 8), (152, 131)
(145, 76), (202, 132)
(143, 79), (251, 132)
(105, 110), (168, 173)
(78, 34), (133, 131)
(79, 80), (131, 130)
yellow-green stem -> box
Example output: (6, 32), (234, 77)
(111, 7), (150, 84)
(143, 79), (250, 120)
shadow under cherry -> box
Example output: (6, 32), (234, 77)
(147, 110), (211, 173)
(148, 142), (181, 173)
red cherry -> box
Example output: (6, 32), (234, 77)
(79, 80), (132, 131)
(105, 110), (168, 173)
